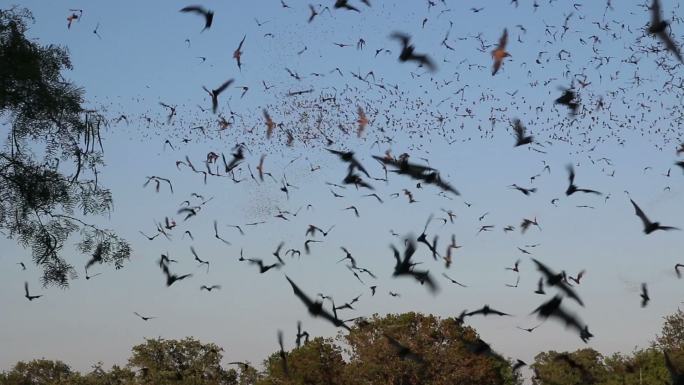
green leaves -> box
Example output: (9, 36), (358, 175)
(531, 309), (684, 385)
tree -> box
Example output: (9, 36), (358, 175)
(0, 7), (130, 287)
(81, 362), (137, 385)
(341, 312), (522, 385)
(257, 337), (346, 385)
(1, 359), (78, 385)
(127, 337), (233, 385)
(233, 363), (257, 385)
(656, 309), (684, 352)
(531, 349), (611, 385)
(602, 349), (670, 385)
(655, 308), (684, 380)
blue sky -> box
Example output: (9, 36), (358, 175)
(1, 0), (684, 380)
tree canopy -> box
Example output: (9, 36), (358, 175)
(0, 7), (129, 287)
(531, 308), (684, 385)
(0, 313), (524, 385)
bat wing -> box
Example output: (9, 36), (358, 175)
(531, 258), (555, 280)
(657, 31), (684, 63)
(434, 176), (460, 195)
(389, 32), (410, 48)
(558, 281), (584, 306)
(630, 199), (652, 228)
(350, 159), (371, 178)
(180, 6), (206, 15)
(551, 305), (585, 335)
(412, 270), (438, 293)
(286, 276), (315, 309)
(566, 164), (575, 185)
(651, 0), (662, 26)
(214, 79), (234, 96)
(499, 28), (508, 48)
(404, 238), (417, 262)
(513, 119), (526, 141)
(414, 54), (436, 71)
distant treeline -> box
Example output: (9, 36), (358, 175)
(1, 311), (684, 385)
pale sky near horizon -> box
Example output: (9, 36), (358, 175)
(1, 0), (684, 381)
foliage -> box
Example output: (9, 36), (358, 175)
(656, 309), (684, 351)
(127, 337), (234, 385)
(531, 347), (672, 385)
(257, 337), (346, 385)
(531, 349), (608, 385)
(0, 359), (76, 385)
(342, 312), (522, 385)
(9, 309), (684, 385)
(0, 7), (129, 287)
(531, 308), (684, 384)
(81, 362), (137, 385)
(254, 312), (522, 385)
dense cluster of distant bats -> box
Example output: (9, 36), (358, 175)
(15, 1), (684, 383)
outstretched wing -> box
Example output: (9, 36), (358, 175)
(513, 119), (523, 140)
(651, 0), (662, 26)
(566, 164), (576, 185)
(180, 6), (207, 15)
(389, 31), (410, 48)
(214, 79), (235, 96)
(414, 54), (436, 72)
(630, 199), (651, 228)
(531, 258), (554, 280)
(286, 276), (314, 309)
(498, 28), (508, 49)
(656, 31), (684, 63)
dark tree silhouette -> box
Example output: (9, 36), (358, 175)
(0, 7), (130, 287)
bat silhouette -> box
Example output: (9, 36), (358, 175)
(24, 282), (42, 301)
(191, 246), (210, 272)
(630, 198), (680, 234)
(203, 79), (234, 114)
(180, 5), (214, 31)
(566, 165), (601, 196)
(295, 321), (310, 347)
(391, 237), (438, 293)
(246, 258), (281, 274)
(277, 330), (289, 376)
(512, 119), (533, 147)
(648, 0), (683, 63)
(374, 155), (459, 195)
(285, 276), (351, 330)
(640, 283), (650, 307)
(532, 295), (593, 342)
(463, 305), (511, 318)
(233, 35), (246, 71)
(555, 88), (579, 114)
(133, 312), (156, 321)
(566, 270), (585, 285)
(442, 272), (467, 287)
(390, 32), (436, 72)
(326, 148), (370, 177)
(491, 28), (511, 75)
(531, 258), (584, 306)
(334, 0), (360, 12)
